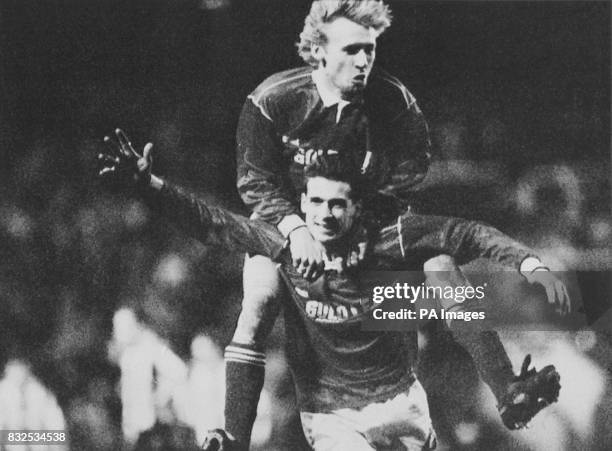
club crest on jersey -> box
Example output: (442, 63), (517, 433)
(282, 135), (339, 165)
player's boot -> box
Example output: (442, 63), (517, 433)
(201, 429), (239, 451)
(498, 354), (561, 429)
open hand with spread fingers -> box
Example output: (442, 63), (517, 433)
(98, 128), (153, 188)
(525, 268), (571, 316)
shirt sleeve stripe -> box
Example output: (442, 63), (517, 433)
(248, 72), (312, 120)
(379, 72), (416, 108)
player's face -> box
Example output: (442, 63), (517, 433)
(301, 177), (358, 244)
(315, 17), (378, 100)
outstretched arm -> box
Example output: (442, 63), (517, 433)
(438, 218), (570, 315)
(378, 213), (571, 314)
(99, 129), (285, 259)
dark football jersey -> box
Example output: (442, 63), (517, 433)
(236, 66), (431, 225)
(278, 266), (418, 413)
(150, 182), (536, 412)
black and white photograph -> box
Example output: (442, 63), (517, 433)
(0, 1), (610, 450)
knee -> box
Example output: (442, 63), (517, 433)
(423, 255), (457, 273)
(233, 311), (264, 346)
(242, 284), (278, 303)
(423, 254), (470, 291)
(243, 255), (281, 298)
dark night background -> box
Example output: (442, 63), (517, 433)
(0, 1), (610, 450)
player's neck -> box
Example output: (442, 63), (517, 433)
(313, 67), (347, 103)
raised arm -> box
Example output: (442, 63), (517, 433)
(99, 129), (285, 260)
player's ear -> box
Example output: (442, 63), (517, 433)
(352, 199), (362, 218)
(311, 44), (326, 67)
(300, 192), (307, 213)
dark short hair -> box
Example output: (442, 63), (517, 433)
(303, 153), (364, 200)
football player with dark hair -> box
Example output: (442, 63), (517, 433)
(99, 133), (567, 450)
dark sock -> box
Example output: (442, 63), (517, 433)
(224, 342), (265, 449)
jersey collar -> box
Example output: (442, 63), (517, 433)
(312, 68), (350, 123)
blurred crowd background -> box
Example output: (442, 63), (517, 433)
(0, 1), (610, 450)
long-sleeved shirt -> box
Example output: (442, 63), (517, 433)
(149, 182), (537, 412)
(236, 66), (431, 234)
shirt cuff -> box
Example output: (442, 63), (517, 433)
(277, 214), (306, 238)
(150, 174), (164, 191)
(520, 256), (546, 277)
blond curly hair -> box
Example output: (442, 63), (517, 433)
(297, 0), (392, 67)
